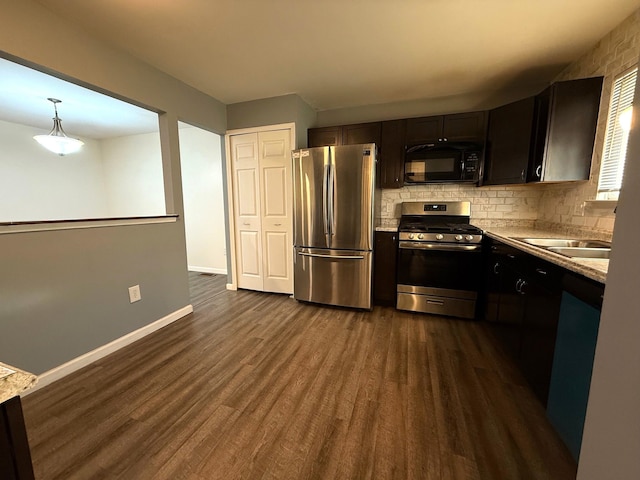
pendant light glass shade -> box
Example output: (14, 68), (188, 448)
(33, 98), (84, 156)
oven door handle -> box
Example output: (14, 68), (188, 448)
(398, 242), (482, 252)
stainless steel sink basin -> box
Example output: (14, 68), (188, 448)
(547, 247), (611, 259)
(515, 238), (611, 248)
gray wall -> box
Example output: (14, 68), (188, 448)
(0, 0), (227, 374)
(0, 223), (189, 373)
(226, 93), (317, 148)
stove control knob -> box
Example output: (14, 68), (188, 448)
(455, 234), (463, 241)
(465, 235), (474, 241)
(435, 234), (444, 240)
(418, 233), (424, 240)
(408, 233), (415, 240)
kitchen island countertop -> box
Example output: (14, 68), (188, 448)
(1, 362), (37, 403)
(484, 227), (608, 284)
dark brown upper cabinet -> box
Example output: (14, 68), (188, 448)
(405, 111), (487, 144)
(379, 119), (406, 189)
(307, 126), (342, 147)
(484, 77), (603, 186)
(308, 121), (404, 189)
(485, 97), (536, 185)
(307, 122), (381, 148)
(342, 122), (381, 146)
(531, 77), (603, 183)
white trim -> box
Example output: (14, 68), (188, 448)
(225, 122), (296, 137)
(224, 123), (296, 293)
(0, 216), (178, 235)
(23, 304), (193, 395)
(188, 266), (227, 275)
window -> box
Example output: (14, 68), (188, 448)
(597, 67), (638, 200)
(0, 56), (165, 223)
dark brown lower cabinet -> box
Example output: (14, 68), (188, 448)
(1, 396), (35, 480)
(373, 231), (398, 306)
(482, 238), (562, 406)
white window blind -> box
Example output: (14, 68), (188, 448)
(597, 67), (638, 200)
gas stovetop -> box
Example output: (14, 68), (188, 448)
(398, 201), (483, 244)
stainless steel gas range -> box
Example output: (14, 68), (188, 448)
(396, 201), (483, 319)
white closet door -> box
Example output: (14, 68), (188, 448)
(258, 129), (293, 294)
(230, 133), (263, 291)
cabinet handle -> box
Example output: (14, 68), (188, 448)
(535, 268), (547, 275)
(535, 165), (542, 178)
(507, 254), (515, 259)
(493, 262), (500, 274)
(242, 222), (250, 226)
(274, 223), (282, 226)
(521, 169), (526, 180)
(516, 278), (527, 295)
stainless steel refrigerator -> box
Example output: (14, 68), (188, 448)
(292, 143), (379, 309)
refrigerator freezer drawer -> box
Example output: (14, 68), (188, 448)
(294, 247), (372, 309)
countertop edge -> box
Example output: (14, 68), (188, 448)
(484, 229), (607, 284)
(0, 362), (37, 403)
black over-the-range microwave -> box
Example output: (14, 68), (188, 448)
(404, 142), (481, 184)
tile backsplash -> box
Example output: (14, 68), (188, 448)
(380, 183), (544, 230)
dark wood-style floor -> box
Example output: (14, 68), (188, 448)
(21, 272), (577, 480)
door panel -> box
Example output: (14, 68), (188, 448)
(230, 133), (263, 291)
(330, 144), (375, 251)
(235, 169), (259, 216)
(293, 147), (330, 249)
(239, 230), (261, 276)
(263, 167), (287, 217)
(264, 231), (289, 279)
(294, 247), (372, 309)
(259, 129), (293, 294)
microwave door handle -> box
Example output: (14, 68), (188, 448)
(460, 158), (465, 180)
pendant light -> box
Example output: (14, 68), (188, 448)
(33, 98), (84, 155)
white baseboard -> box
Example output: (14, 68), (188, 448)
(188, 266), (227, 275)
(25, 304), (194, 395)
(226, 283), (237, 291)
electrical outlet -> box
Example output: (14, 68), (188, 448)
(128, 285), (141, 303)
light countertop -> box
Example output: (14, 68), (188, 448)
(484, 227), (607, 284)
(1, 362), (37, 403)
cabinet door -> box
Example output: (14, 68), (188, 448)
(373, 231), (398, 306)
(308, 126), (342, 147)
(483, 241), (502, 322)
(442, 111), (486, 142)
(1, 397), (35, 480)
(343, 122), (381, 146)
(405, 116), (443, 144)
(541, 77), (603, 181)
(519, 263), (562, 406)
(493, 262), (526, 361)
(485, 98), (535, 185)
(380, 120), (405, 188)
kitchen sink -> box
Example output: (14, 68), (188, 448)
(546, 247), (611, 259)
(515, 238), (611, 248)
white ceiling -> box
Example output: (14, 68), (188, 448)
(32, 0), (640, 112)
(0, 58), (159, 139)
(3, 0), (640, 138)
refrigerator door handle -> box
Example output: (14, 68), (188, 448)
(328, 149), (335, 237)
(298, 252), (365, 260)
(322, 163), (330, 236)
